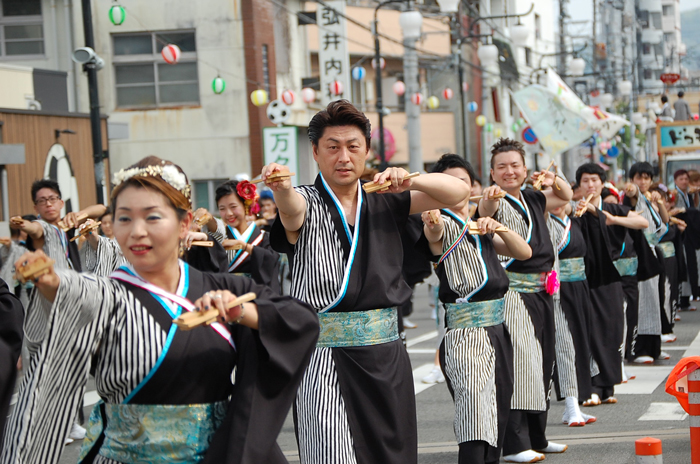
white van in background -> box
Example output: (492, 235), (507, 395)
(663, 153), (700, 189)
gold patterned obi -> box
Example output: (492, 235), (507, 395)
(317, 307), (398, 348)
(644, 231), (661, 247)
(658, 241), (676, 258)
(614, 257), (638, 277)
(79, 400), (228, 463)
(445, 298), (505, 329)
(559, 257), (586, 283)
(506, 271), (547, 293)
(233, 272), (252, 278)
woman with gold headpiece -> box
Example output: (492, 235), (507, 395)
(1, 157), (318, 464)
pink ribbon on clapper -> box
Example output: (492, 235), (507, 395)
(111, 270), (235, 350)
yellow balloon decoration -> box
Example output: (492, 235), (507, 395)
(250, 89), (269, 107)
(427, 96), (440, 110)
(475, 115), (487, 127)
(494, 128), (503, 138)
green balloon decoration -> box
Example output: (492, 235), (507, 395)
(485, 123), (493, 132)
(212, 76), (226, 95)
(109, 5), (126, 26)
(511, 123), (519, 132)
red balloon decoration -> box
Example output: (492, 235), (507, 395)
(443, 88), (454, 100)
(330, 80), (344, 96)
(371, 57), (386, 70)
(161, 44), (181, 64)
(393, 81), (406, 96)
(462, 82), (469, 92)
(281, 89), (295, 105)
(410, 93), (424, 106)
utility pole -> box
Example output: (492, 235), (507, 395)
(592, 0), (597, 74)
(403, 2), (423, 174)
(558, 0), (567, 76)
(81, 0), (105, 204)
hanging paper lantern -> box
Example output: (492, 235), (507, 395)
(250, 89), (269, 107)
(467, 101), (478, 113)
(109, 4), (126, 26)
(393, 81), (406, 96)
(329, 80), (344, 96)
(511, 123), (519, 132)
(517, 118), (525, 127)
(495, 128), (503, 138)
(161, 44), (181, 64)
(281, 89), (296, 105)
(476, 115), (487, 126)
(427, 96), (440, 110)
(212, 76), (226, 95)
(410, 93), (424, 106)
(371, 57), (386, 70)
(485, 123), (493, 132)
(462, 82), (469, 93)
(352, 66), (367, 81)
(442, 88), (454, 100)
(301, 87), (316, 104)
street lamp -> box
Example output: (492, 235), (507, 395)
(600, 93), (613, 108)
(510, 21), (529, 43)
(477, 42), (499, 67)
(618, 80), (632, 96)
(399, 10), (422, 38)
(569, 57), (586, 77)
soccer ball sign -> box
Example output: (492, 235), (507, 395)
(266, 99), (291, 125)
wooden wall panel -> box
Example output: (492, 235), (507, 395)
(0, 110), (108, 218)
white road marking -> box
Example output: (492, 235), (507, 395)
(408, 348), (437, 354)
(83, 391), (100, 408)
(618, 327), (700, 395)
(407, 330), (438, 347)
(638, 402), (688, 421)
(413, 363), (440, 395)
(616, 365), (674, 395)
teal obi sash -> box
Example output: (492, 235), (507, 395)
(644, 231), (660, 247)
(79, 400), (228, 463)
(559, 257), (586, 282)
(614, 257), (638, 277)
(445, 298), (505, 329)
(658, 241), (676, 258)
(506, 271), (546, 293)
(317, 308), (398, 348)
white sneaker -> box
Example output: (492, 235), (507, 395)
(421, 366), (445, 384)
(403, 318), (417, 329)
(69, 422), (86, 440)
(633, 355), (654, 364)
(658, 351), (671, 360)
(64, 437), (74, 446)
(661, 334), (676, 343)
(503, 450), (545, 462)
(536, 441), (568, 453)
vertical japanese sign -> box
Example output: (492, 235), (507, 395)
(317, 1), (351, 105)
(263, 126), (299, 186)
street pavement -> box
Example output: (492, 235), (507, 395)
(50, 283), (698, 463)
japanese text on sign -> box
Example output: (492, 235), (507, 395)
(657, 121), (700, 154)
(263, 126), (299, 186)
(317, 1), (351, 105)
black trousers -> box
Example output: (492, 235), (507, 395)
(503, 409), (548, 455)
(459, 440), (498, 464)
(621, 276), (640, 361)
(634, 334), (661, 359)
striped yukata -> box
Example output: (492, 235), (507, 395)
(546, 215), (592, 402)
(624, 186), (666, 359)
(270, 175), (416, 464)
(489, 189), (555, 456)
(1, 262), (317, 464)
(423, 209), (513, 464)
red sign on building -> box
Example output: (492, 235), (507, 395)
(660, 73), (681, 84)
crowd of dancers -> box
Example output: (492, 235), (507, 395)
(0, 99), (695, 464)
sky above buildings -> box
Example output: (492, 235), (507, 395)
(566, 0), (700, 29)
